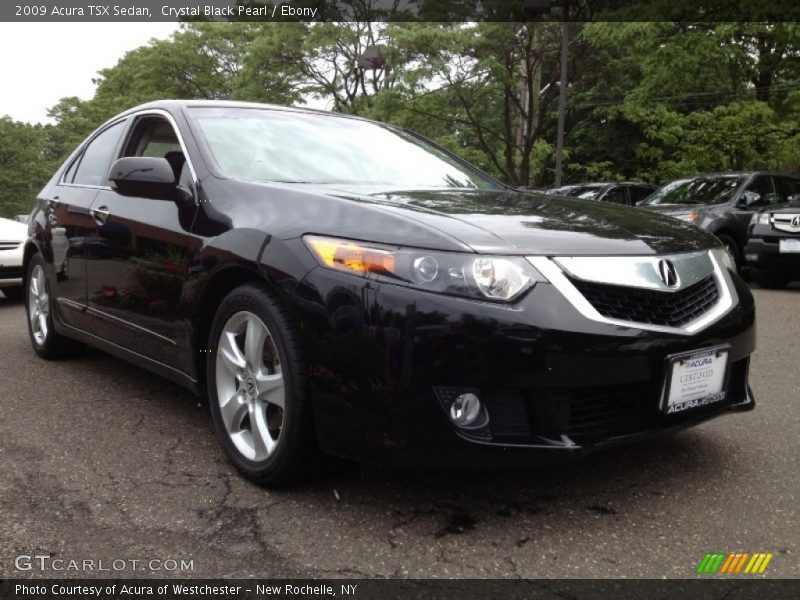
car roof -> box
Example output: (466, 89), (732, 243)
(120, 99), (370, 122)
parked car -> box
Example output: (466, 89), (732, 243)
(545, 182), (657, 206)
(24, 100), (755, 486)
(640, 172), (800, 271)
(0, 216), (27, 300)
(745, 192), (800, 288)
(635, 178), (692, 206)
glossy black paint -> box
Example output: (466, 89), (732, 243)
(25, 100), (756, 467)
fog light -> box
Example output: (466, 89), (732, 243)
(449, 393), (482, 427)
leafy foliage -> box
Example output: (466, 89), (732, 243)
(2, 20), (800, 217)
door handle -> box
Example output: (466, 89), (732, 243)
(90, 206), (110, 225)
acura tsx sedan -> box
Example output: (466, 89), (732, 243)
(24, 100), (755, 486)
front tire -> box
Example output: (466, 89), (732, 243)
(25, 253), (83, 358)
(752, 270), (790, 289)
(207, 282), (316, 487)
(2, 285), (24, 301)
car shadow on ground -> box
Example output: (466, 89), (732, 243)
(69, 341), (738, 540)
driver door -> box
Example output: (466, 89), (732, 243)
(85, 114), (198, 369)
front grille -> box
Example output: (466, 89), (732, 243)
(571, 275), (720, 328)
(555, 384), (657, 440)
(773, 214), (800, 234)
(0, 241), (22, 251)
(554, 358), (748, 443)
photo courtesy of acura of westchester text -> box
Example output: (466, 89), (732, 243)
(1, 0), (799, 596)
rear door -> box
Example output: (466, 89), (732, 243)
(84, 113), (199, 369)
(44, 120), (127, 331)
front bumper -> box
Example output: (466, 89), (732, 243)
(745, 237), (800, 276)
(291, 264), (756, 468)
(0, 244), (24, 288)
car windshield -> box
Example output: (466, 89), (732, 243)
(190, 108), (500, 191)
(549, 185), (606, 200)
(641, 176), (746, 206)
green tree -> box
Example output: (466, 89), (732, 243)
(0, 118), (55, 217)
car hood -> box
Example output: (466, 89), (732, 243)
(0, 217), (26, 241)
(216, 181), (718, 256)
(319, 187), (716, 255)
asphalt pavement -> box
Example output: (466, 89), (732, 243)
(0, 284), (798, 579)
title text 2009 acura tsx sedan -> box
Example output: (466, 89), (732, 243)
(24, 101), (755, 486)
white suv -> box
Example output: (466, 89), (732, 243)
(0, 216), (26, 300)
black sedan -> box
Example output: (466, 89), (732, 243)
(24, 101), (755, 486)
(544, 182), (656, 206)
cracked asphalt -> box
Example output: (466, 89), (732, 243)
(0, 283), (798, 580)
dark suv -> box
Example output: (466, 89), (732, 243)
(640, 172), (800, 271)
(745, 189), (800, 288)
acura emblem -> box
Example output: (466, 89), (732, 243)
(656, 259), (679, 288)
(792, 215), (800, 227)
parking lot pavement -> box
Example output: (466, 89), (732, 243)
(0, 284), (798, 580)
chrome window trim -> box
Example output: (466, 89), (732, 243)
(527, 249), (738, 336)
(126, 108), (199, 185)
(58, 109), (199, 190)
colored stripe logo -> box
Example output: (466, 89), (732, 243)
(697, 552), (773, 574)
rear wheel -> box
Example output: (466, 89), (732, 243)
(752, 270), (790, 289)
(207, 282), (316, 486)
(25, 253), (84, 358)
(1, 286), (23, 301)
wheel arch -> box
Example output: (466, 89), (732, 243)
(191, 264), (284, 395)
(22, 240), (41, 286)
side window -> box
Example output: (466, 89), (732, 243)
(71, 121), (126, 187)
(774, 177), (800, 204)
(122, 118), (186, 183)
(629, 186), (653, 204)
(603, 186), (629, 205)
(744, 175), (775, 208)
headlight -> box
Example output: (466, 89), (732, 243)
(303, 235), (542, 302)
(679, 212), (700, 223)
(750, 212), (771, 227)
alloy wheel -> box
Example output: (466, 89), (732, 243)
(28, 264), (49, 346)
(215, 311), (285, 462)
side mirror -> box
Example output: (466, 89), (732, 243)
(109, 157), (179, 200)
(737, 191), (760, 208)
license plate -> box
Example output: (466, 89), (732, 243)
(779, 239), (800, 253)
(660, 346), (730, 415)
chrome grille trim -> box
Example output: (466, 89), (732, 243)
(772, 213), (800, 234)
(527, 250), (738, 336)
(553, 251), (714, 291)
